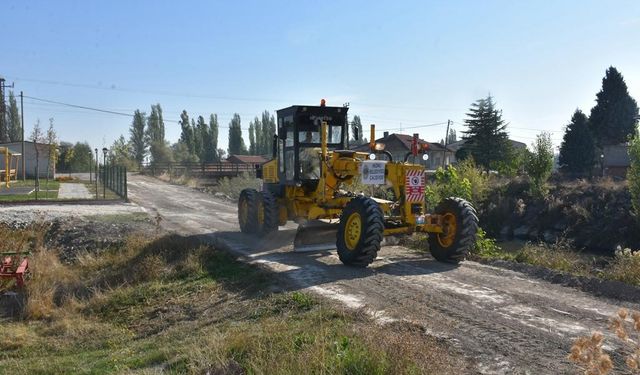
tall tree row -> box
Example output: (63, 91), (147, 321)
(228, 113), (247, 156)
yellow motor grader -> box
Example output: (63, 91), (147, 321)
(238, 102), (478, 267)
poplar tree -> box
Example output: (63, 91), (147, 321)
(129, 110), (147, 167)
(179, 110), (195, 155)
(7, 91), (21, 141)
(228, 113), (247, 155)
(209, 114), (219, 161)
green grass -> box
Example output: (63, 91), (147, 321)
(0, 227), (470, 374)
(0, 179), (60, 201)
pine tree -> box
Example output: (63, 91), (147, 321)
(179, 110), (195, 155)
(7, 91), (21, 141)
(209, 114), (219, 161)
(589, 67), (639, 146)
(458, 95), (510, 169)
(129, 110), (147, 167)
(228, 113), (247, 155)
(559, 109), (595, 175)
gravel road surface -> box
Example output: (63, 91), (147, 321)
(128, 174), (639, 374)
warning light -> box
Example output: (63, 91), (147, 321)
(320, 99), (326, 107)
(420, 143), (429, 151)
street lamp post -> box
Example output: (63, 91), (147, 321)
(102, 148), (108, 199)
(95, 148), (99, 199)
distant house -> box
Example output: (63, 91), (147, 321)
(446, 139), (527, 164)
(602, 143), (630, 177)
(226, 154), (269, 169)
(352, 132), (454, 170)
(0, 141), (54, 178)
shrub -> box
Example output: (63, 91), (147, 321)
(604, 248), (640, 286)
(473, 228), (503, 257)
(425, 165), (472, 208)
(525, 132), (554, 198)
(214, 172), (262, 200)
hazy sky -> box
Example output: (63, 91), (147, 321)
(2, 0), (639, 152)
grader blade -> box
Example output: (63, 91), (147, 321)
(293, 220), (339, 252)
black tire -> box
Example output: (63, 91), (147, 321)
(428, 197), (479, 263)
(336, 196), (384, 267)
(260, 190), (279, 235)
(238, 188), (261, 234)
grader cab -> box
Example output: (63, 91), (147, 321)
(238, 102), (478, 267)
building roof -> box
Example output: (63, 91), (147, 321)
(447, 138), (527, 152)
(226, 154), (269, 164)
(351, 133), (452, 152)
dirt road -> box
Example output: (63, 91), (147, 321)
(128, 174), (639, 374)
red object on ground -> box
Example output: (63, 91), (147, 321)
(0, 254), (29, 288)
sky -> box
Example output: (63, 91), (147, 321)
(2, 0), (640, 153)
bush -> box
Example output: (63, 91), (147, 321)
(605, 248), (640, 286)
(425, 161), (489, 209)
(473, 228), (503, 257)
(214, 172), (262, 200)
(525, 132), (554, 197)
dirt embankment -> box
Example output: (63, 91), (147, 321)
(479, 177), (640, 252)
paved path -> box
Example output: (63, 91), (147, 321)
(57, 183), (92, 199)
(127, 174), (640, 374)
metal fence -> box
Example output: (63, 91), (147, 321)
(100, 165), (127, 200)
(143, 162), (256, 179)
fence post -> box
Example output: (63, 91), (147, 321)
(124, 167), (128, 201)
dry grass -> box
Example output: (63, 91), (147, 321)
(0, 224), (470, 374)
(569, 308), (640, 374)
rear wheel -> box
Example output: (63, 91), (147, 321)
(336, 196), (384, 267)
(428, 197), (478, 263)
(238, 188), (263, 234)
(260, 190), (279, 234)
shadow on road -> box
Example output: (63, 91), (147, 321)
(194, 228), (460, 293)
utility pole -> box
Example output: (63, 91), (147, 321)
(20, 91), (25, 180)
(442, 120), (451, 167)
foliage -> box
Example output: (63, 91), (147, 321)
(473, 228), (503, 257)
(525, 132), (554, 197)
(228, 113), (248, 156)
(606, 248), (640, 286)
(627, 130), (640, 218)
(424, 165), (472, 208)
(6, 90), (22, 142)
(456, 158), (490, 203)
(351, 115), (364, 145)
(172, 141), (199, 163)
(149, 140), (173, 165)
(589, 66), (639, 146)
(457, 95), (511, 170)
(214, 172), (261, 200)
(109, 135), (137, 169)
(559, 109), (596, 175)
(129, 110), (147, 167)
(209, 114), (219, 161)
(570, 308), (640, 374)
(178, 110), (195, 156)
(146, 103), (165, 144)
(45, 118), (58, 179)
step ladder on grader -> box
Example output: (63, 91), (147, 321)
(238, 101), (478, 267)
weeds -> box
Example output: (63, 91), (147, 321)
(569, 308), (640, 374)
(1, 225), (468, 374)
(213, 172), (261, 200)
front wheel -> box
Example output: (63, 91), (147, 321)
(428, 197), (479, 263)
(336, 196), (384, 267)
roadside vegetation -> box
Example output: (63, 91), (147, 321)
(0, 224), (471, 374)
(569, 308), (640, 374)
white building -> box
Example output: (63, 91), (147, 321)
(0, 141), (55, 178)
